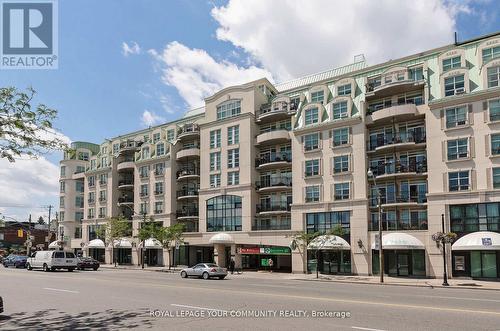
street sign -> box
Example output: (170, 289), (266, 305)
(17, 229), (23, 237)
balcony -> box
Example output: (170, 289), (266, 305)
(369, 219), (428, 231)
(255, 129), (290, 146)
(367, 103), (419, 124)
(88, 199), (95, 204)
(139, 172), (149, 179)
(72, 172), (85, 180)
(177, 124), (200, 141)
(119, 141), (142, 155)
(98, 214), (106, 219)
(176, 189), (199, 200)
(178, 221), (199, 233)
(366, 75), (425, 99)
(117, 158), (135, 171)
(118, 197), (134, 205)
(176, 208), (199, 219)
(118, 179), (134, 189)
(368, 132), (426, 152)
(176, 168), (200, 181)
(176, 146), (200, 161)
(255, 152), (292, 170)
(256, 202), (292, 215)
(370, 194), (427, 208)
(256, 176), (292, 192)
(140, 192), (149, 198)
(256, 102), (293, 123)
(99, 180), (107, 186)
(370, 160), (427, 180)
(252, 219), (291, 231)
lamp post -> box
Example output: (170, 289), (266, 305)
(367, 169), (384, 283)
(118, 203), (147, 269)
(441, 214), (449, 286)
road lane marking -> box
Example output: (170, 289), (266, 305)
(171, 304), (228, 312)
(415, 294), (500, 303)
(352, 327), (387, 331)
(43, 287), (79, 294)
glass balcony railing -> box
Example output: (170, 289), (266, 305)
(176, 168), (200, 178)
(369, 219), (428, 231)
(252, 219), (291, 231)
(256, 202), (292, 213)
(256, 176), (292, 189)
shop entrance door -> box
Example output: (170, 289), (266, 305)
(397, 252), (409, 276)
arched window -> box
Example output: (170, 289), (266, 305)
(206, 195), (242, 232)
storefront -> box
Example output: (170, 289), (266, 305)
(371, 232), (426, 277)
(452, 231), (500, 279)
(141, 238), (163, 267)
(174, 245), (214, 267)
(239, 246), (292, 272)
(113, 238), (132, 265)
(306, 235), (351, 275)
(87, 239), (105, 262)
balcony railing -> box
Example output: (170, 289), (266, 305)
(366, 99), (423, 116)
(255, 152), (292, 167)
(140, 192), (149, 197)
(98, 214), (106, 219)
(99, 197), (106, 202)
(178, 124), (199, 136)
(176, 208), (199, 218)
(87, 199), (95, 204)
(181, 222), (199, 233)
(118, 197), (134, 204)
(370, 160), (427, 177)
(154, 209), (163, 214)
(154, 169), (164, 176)
(99, 180), (107, 185)
(368, 132), (426, 150)
(154, 190), (163, 196)
(369, 219), (428, 231)
(252, 219), (291, 231)
(370, 194), (427, 207)
(118, 179), (134, 186)
(256, 202), (292, 213)
(139, 172), (149, 178)
(176, 168), (200, 178)
(118, 157), (134, 163)
(176, 189), (199, 198)
(256, 176), (292, 189)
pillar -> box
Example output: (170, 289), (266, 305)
(291, 250), (306, 274)
(231, 244), (242, 269)
(163, 248), (171, 268)
(214, 244), (227, 267)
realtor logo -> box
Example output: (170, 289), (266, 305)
(482, 238), (492, 246)
(1, 0), (58, 69)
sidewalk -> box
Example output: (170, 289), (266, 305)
(98, 264), (500, 290)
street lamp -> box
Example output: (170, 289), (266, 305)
(441, 214), (449, 286)
(367, 168), (384, 283)
(118, 203), (147, 269)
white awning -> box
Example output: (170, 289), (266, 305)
(48, 241), (60, 249)
(140, 238), (162, 249)
(307, 235), (350, 250)
(452, 231), (500, 251)
(88, 239), (105, 248)
(371, 233), (425, 250)
(209, 233), (234, 244)
(113, 238), (132, 248)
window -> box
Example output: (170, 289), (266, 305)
(333, 101), (348, 119)
(75, 211), (83, 221)
(491, 134), (500, 155)
(447, 138), (469, 160)
(88, 176), (95, 187)
(228, 171), (239, 185)
(217, 100), (241, 120)
(493, 168), (500, 189)
(60, 181), (65, 193)
(99, 173), (107, 184)
(98, 207), (106, 218)
(310, 90), (324, 103)
(154, 201), (163, 214)
(167, 129), (175, 142)
(76, 165), (85, 174)
(155, 182), (164, 195)
(59, 211), (65, 222)
(140, 184), (149, 197)
(206, 195), (242, 232)
(408, 67), (423, 81)
(334, 183), (350, 200)
(227, 125), (239, 145)
(113, 143), (119, 154)
(490, 99), (500, 122)
(76, 181), (84, 193)
(304, 133), (320, 151)
(482, 46), (500, 63)
(337, 84), (351, 96)
(333, 155), (349, 173)
(306, 211), (350, 234)
(332, 127), (349, 146)
(153, 132), (161, 143)
(90, 159), (96, 170)
(210, 152), (221, 171)
(156, 143), (165, 156)
(88, 208), (95, 219)
(78, 152), (89, 161)
(487, 66), (500, 88)
(210, 129), (221, 149)
(305, 186), (320, 202)
(305, 159), (320, 177)
(304, 108), (319, 125)
(445, 106), (467, 128)
(139, 165), (149, 178)
(227, 148), (239, 168)
(141, 147), (150, 159)
(154, 163), (164, 176)
(442, 56), (461, 71)
(210, 174), (221, 188)
(449, 171), (470, 191)
(60, 166), (66, 177)
(450, 202), (500, 234)
(85, 193), (93, 204)
(60, 197), (64, 208)
(444, 75), (465, 96)
(99, 190), (106, 202)
(140, 202), (148, 214)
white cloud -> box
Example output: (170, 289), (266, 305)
(122, 41), (141, 56)
(211, 0), (464, 80)
(148, 42), (273, 108)
(141, 110), (165, 127)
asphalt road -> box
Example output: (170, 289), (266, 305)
(0, 267), (499, 331)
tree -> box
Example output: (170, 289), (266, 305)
(37, 216), (45, 225)
(0, 87), (68, 162)
(155, 223), (185, 269)
(288, 231), (319, 274)
(97, 217), (131, 267)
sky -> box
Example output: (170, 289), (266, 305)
(0, 0), (499, 223)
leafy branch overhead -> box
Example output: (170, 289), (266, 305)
(0, 86), (69, 162)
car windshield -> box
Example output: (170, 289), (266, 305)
(66, 253), (75, 258)
(206, 263), (218, 267)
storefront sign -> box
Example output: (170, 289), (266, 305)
(240, 247), (260, 254)
(482, 238), (492, 246)
(454, 256), (465, 271)
(239, 247), (291, 255)
(261, 258), (269, 267)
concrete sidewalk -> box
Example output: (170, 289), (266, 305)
(98, 264), (500, 290)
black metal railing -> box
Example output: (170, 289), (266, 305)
(176, 189), (199, 198)
(256, 176), (292, 189)
(368, 132), (426, 150)
(252, 219), (291, 231)
(177, 168), (200, 178)
(370, 194), (427, 207)
(255, 152), (292, 167)
(118, 197), (133, 204)
(176, 208), (199, 218)
(369, 219), (428, 231)
(118, 179), (133, 186)
(370, 160), (427, 177)
(256, 202), (291, 213)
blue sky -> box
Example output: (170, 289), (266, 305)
(0, 0), (498, 222)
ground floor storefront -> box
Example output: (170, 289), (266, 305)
(372, 249), (426, 277)
(307, 250), (351, 275)
(89, 248), (105, 263)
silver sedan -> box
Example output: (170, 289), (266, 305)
(180, 263), (227, 280)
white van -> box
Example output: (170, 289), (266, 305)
(26, 250), (78, 272)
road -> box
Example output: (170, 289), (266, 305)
(0, 267), (499, 331)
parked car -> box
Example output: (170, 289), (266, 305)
(2, 255), (27, 268)
(77, 257), (100, 271)
(0, 296), (3, 314)
(26, 251), (78, 272)
(180, 263), (227, 280)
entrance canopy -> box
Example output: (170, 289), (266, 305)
(452, 231), (500, 251)
(371, 233), (425, 250)
(113, 238), (132, 248)
(48, 241), (60, 249)
(209, 233), (234, 245)
(307, 235), (350, 250)
(88, 239), (105, 248)
(140, 238), (162, 249)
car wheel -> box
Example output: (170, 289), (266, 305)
(180, 271), (188, 278)
(93, 267), (98, 271)
(218, 276), (226, 280)
(26, 263), (32, 270)
(68, 268), (74, 272)
(202, 272), (209, 280)
(43, 264), (49, 272)
(51, 267), (56, 272)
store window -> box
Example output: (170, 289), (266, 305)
(206, 195), (242, 232)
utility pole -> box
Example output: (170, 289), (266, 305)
(442, 214), (449, 286)
(47, 205), (53, 249)
(27, 214), (32, 256)
(142, 212), (147, 269)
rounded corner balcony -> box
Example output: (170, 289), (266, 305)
(176, 169), (200, 181)
(256, 101), (295, 123)
(371, 195), (427, 208)
(367, 103), (419, 124)
(117, 158), (135, 171)
(72, 171), (85, 180)
(177, 124), (200, 141)
(119, 141), (142, 155)
(176, 208), (199, 220)
(255, 152), (292, 170)
(176, 189), (199, 200)
(117, 179), (134, 190)
(368, 133), (426, 153)
(176, 146), (200, 161)
(255, 130), (290, 146)
(370, 160), (427, 180)
(255, 176), (292, 193)
(117, 197), (134, 206)
(365, 76), (425, 99)
(256, 202), (292, 215)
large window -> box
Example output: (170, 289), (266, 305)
(305, 185), (320, 203)
(450, 203), (500, 234)
(210, 152), (221, 171)
(332, 127), (349, 146)
(442, 56), (461, 71)
(444, 75), (465, 96)
(482, 46), (500, 63)
(303, 133), (320, 151)
(217, 100), (241, 120)
(493, 168), (500, 189)
(445, 106), (467, 128)
(227, 148), (239, 168)
(487, 66), (500, 88)
(306, 211), (350, 235)
(489, 99), (500, 122)
(210, 129), (221, 149)
(337, 84), (351, 96)
(156, 143), (165, 156)
(447, 138), (469, 160)
(310, 90), (324, 103)
(227, 171), (239, 186)
(305, 159), (320, 177)
(492, 134), (500, 155)
(332, 101), (348, 120)
(210, 174), (221, 188)
(227, 125), (239, 145)
(334, 183), (350, 200)
(449, 171), (470, 191)
(333, 155), (349, 174)
(207, 195), (242, 232)
(304, 108), (319, 126)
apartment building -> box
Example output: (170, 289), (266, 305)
(59, 32), (500, 278)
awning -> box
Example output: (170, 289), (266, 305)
(371, 233), (425, 250)
(209, 233), (234, 244)
(88, 239), (105, 248)
(48, 241), (60, 249)
(113, 238), (132, 248)
(307, 235), (350, 250)
(140, 238), (162, 249)
(452, 231), (500, 251)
